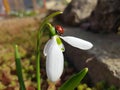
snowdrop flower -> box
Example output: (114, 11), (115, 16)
(44, 24), (93, 82)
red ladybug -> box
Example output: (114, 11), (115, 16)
(55, 25), (64, 35)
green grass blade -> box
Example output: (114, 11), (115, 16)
(15, 45), (26, 90)
(59, 68), (88, 90)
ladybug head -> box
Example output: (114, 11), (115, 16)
(55, 25), (64, 35)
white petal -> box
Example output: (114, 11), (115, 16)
(43, 39), (52, 56)
(60, 36), (93, 50)
(46, 36), (64, 82)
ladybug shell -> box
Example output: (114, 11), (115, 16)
(55, 25), (64, 35)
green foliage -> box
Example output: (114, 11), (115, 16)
(77, 81), (118, 90)
(15, 45), (26, 90)
(59, 68), (88, 90)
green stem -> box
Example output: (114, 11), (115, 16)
(15, 45), (26, 90)
(36, 30), (42, 90)
(36, 11), (62, 90)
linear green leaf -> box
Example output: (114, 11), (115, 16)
(15, 45), (26, 90)
(59, 68), (88, 90)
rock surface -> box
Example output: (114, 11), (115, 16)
(62, 0), (97, 25)
(62, 26), (120, 87)
(62, 0), (120, 33)
(88, 0), (120, 33)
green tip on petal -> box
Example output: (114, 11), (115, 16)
(56, 37), (62, 45)
(55, 36), (65, 52)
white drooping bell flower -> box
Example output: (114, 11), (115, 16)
(43, 24), (93, 82)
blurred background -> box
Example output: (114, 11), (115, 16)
(0, 0), (120, 90)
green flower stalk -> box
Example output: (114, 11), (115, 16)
(36, 11), (62, 90)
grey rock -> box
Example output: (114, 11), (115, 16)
(62, 0), (97, 25)
(62, 26), (120, 87)
(88, 0), (120, 33)
(62, 0), (120, 33)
